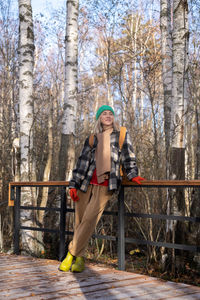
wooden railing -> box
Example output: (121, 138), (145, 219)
(9, 180), (200, 270)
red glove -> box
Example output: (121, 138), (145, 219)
(69, 188), (79, 202)
(132, 176), (145, 185)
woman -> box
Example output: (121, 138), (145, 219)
(59, 105), (144, 272)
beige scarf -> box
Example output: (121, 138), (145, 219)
(95, 126), (113, 183)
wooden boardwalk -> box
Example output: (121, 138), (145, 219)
(0, 254), (200, 299)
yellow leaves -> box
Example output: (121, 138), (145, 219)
(129, 248), (141, 255)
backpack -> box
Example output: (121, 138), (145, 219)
(89, 127), (127, 177)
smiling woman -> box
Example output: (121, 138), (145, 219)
(100, 110), (114, 126)
(58, 104), (144, 273)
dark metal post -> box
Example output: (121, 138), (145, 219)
(118, 186), (125, 270)
(14, 186), (21, 254)
(59, 186), (66, 261)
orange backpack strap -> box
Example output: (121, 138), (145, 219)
(89, 134), (94, 148)
(119, 127), (126, 150)
(119, 127), (126, 176)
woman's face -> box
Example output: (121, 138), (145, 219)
(100, 110), (114, 126)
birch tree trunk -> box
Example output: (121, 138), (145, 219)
(59, 0), (79, 181)
(160, 0), (189, 272)
(160, 0), (173, 179)
(171, 0), (188, 156)
(18, 0), (35, 253)
(170, 0), (189, 272)
(170, 0), (188, 182)
(160, 0), (173, 269)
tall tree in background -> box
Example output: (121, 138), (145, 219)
(160, 0), (189, 271)
(170, 0), (189, 272)
(19, 0), (35, 181)
(170, 0), (188, 206)
(18, 0), (35, 252)
(170, 0), (188, 181)
(0, 0), (18, 252)
(59, 0), (79, 181)
(160, 0), (172, 179)
(160, 0), (173, 268)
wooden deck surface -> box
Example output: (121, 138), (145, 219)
(0, 253), (200, 299)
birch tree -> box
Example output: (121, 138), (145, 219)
(18, 0), (35, 252)
(169, 0), (189, 271)
(170, 0), (189, 176)
(160, 0), (173, 179)
(59, 0), (79, 181)
(160, 0), (173, 269)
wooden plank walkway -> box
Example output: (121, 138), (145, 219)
(0, 253), (200, 299)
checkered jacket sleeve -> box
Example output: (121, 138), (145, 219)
(69, 137), (92, 189)
(121, 131), (138, 180)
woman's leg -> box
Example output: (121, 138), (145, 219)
(74, 185), (93, 232)
(68, 185), (113, 257)
(59, 186), (93, 271)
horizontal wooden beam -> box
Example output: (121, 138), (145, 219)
(9, 180), (200, 187)
(122, 179), (200, 186)
(9, 181), (70, 186)
(8, 180), (200, 206)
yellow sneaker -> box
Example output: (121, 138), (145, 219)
(71, 256), (85, 273)
(59, 251), (74, 272)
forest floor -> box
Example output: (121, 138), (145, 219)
(85, 250), (200, 287)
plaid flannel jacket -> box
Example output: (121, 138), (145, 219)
(69, 130), (138, 192)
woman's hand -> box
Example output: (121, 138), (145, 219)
(131, 176), (145, 185)
(69, 188), (79, 202)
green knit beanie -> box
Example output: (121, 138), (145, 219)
(96, 105), (115, 120)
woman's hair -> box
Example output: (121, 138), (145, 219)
(93, 117), (120, 134)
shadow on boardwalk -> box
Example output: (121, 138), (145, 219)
(71, 263), (123, 299)
(0, 253), (200, 299)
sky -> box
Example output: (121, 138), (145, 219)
(31, 0), (65, 16)
(11, 0), (65, 17)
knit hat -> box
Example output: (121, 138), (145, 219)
(96, 105), (115, 120)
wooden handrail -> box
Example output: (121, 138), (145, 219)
(122, 179), (200, 186)
(8, 180), (200, 206)
(9, 181), (70, 186)
(9, 179), (200, 187)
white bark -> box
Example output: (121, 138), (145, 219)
(131, 13), (140, 113)
(169, 0), (189, 271)
(63, 0), (79, 135)
(59, 0), (79, 181)
(171, 0), (189, 150)
(18, 0), (34, 180)
(18, 0), (35, 253)
(160, 0), (189, 269)
(160, 0), (173, 178)
(160, 0), (173, 242)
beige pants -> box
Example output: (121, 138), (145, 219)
(68, 185), (113, 257)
